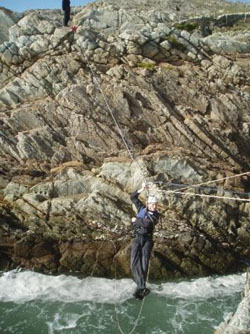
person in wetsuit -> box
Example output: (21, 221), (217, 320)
(130, 183), (159, 299)
(62, 0), (70, 26)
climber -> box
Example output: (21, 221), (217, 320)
(130, 183), (159, 300)
(62, 0), (71, 26)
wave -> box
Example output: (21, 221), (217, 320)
(154, 273), (246, 300)
(0, 269), (246, 305)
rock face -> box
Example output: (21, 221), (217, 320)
(215, 270), (250, 334)
(0, 7), (21, 45)
(0, 0), (250, 285)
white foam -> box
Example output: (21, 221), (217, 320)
(153, 272), (246, 300)
(47, 312), (83, 334)
(0, 270), (246, 305)
(0, 270), (135, 304)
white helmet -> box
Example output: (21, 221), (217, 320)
(147, 195), (158, 204)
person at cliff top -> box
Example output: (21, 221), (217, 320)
(62, 0), (70, 26)
(130, 183), (159, 300)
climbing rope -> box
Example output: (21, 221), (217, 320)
(164, 170), (250, 196)
(161, 170), (250, 202)
(164, 190), (250, 202)
(86, 60), (152, 334)
(86, 60), (150, 184)
(87, 63), (135, 162)
(156, 180), (250, 196)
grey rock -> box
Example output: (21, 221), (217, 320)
(4, 182), (28, 201)
(215, 272), (250, 334)
(203, 32), (250, 54)
(0, 8), (21, 44)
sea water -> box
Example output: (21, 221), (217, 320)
(0, 270), (246, 334)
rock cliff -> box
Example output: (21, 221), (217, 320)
(0, 0), (250, 284)
(216, 270), (250, 334)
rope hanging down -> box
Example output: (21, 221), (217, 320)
(87, 62), (150, 186)
(88, 64), (135, 162)
(87, 61), (150, 334)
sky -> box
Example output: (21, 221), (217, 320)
(0, 0), (250, 13)
(0, 0), (94, 13)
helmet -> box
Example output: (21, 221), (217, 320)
(147, 196), (158, 204)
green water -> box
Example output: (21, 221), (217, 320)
(0, 270), (246, 334)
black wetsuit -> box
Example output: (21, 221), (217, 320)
(130, 191), (159, 296)
(62, 0), (70, 26)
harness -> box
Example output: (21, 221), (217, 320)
(134, 207), (156, 238)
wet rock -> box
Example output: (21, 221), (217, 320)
(215, 271), (250, 334)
